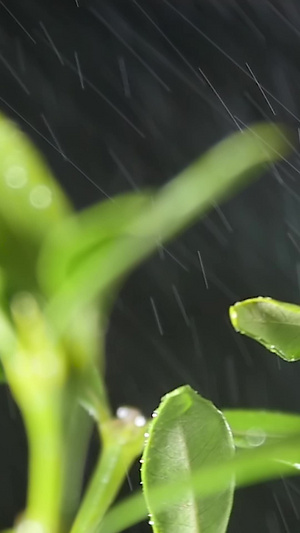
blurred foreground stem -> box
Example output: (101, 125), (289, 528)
(19, 394), (64, 533)
(3, 293), (67, 533)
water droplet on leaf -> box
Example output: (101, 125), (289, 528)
(30, 185), (52, 209)
(5, 165), (27, 189)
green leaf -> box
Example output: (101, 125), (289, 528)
(0, 285), (17, 383)
(0, 113), (71, 241)
(38, 192), (152, 367)
(98, 433), (300, 533)
(0, 361), (6, 383)
(0, 113), (71, 292)
(0, 306), (16, 361)
(42, 123), (294, 334)
(130, 123), (293, 244)
(224, 409), (300, 448)
(141, 386), (235, 533)
(38, 192), (151, 295)
(229, 297), (300, 361)
(39, 192), (152, 338)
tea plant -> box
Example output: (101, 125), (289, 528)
(0, 111), (298, 533)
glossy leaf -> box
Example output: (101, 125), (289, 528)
(230, 297), (300, 361)
(224, 409), (300, 448)
(43, 123), (293, 333)
(141, 386), (235, 533)
(99, 433), (300, 533)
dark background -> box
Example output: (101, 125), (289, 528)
(1, 0), (300, 531)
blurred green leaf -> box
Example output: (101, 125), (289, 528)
(0, 307), (16, 365)
(0, 361), (6, 383)
(141, 386), (235, 533)
(0, 113), (71, 241)
(230, 297), (300, 361)
(131, 123), (293, 244)
(43, 123), (294, 334)
(38, 192), (151, 295)
(224, 409), (300, 448)
(0, 113), (71, 292)
(39, 192), (152, 366)
(99, 433), (300, 533)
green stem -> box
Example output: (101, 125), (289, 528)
(60, 402), (93, 531)
(70, 416), (146, 533)
(21, 393), (64, 533)
(70, 446), (129, 533)
(2, 293), (66, 532)
(78, 364), (112, 423)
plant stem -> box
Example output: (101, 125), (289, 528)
(70, 446), (129, 533)
(19, 393), (64, 533)
(60, 402), (93, 531)
(70, 416), (146, 533)
(4, 293), (68, 533)
(78, 364), (112, 423)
